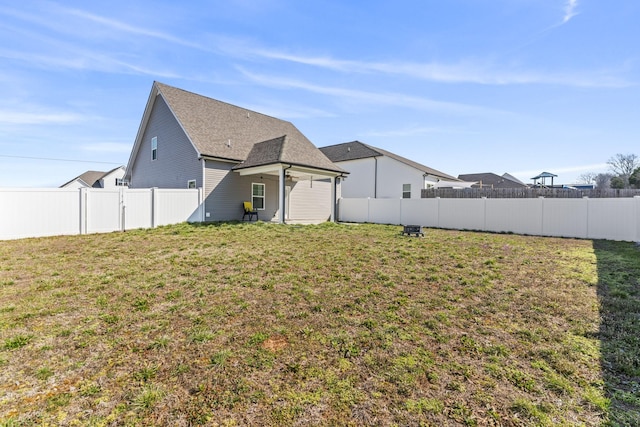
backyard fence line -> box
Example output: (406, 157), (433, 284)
(0, 187), (203, 240)
(338, 197), (640, 242)
(422, 187), (640, 199)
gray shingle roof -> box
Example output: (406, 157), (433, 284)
(320, 141), (459, 181)
(154, 82), (344, 173)
(60, 166), (123, 188)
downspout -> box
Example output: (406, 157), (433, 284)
(374, 157), (378, 198)
(201, 158), (206, 222)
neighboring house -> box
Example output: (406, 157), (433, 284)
(60, 166), (126, 189)
(457, 172), (528, 189)
(124, 82), (346, 223)
(319, 141), (469, 199)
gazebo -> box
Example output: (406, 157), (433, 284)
(531, 171), (558, 187)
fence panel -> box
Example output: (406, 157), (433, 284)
(154, 189), (201, 226)
(1, 188), (203, 240)
(0, 188), (80, 240)
(85, 190), (122, 234)
(438, 199), (485, 231)
(400, 198), (438, 226)
(542, 198), (589, 238)
(338, 196), (640, 242)
(484, 199), (544, 236)
(587, 198), (637, 241)
(368, 198), (401, 225)
(123, 189), (153, 230)
(338, 198), (371, 223)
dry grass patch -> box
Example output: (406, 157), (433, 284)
(0, 222), (638, 425)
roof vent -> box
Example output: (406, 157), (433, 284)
(226, 139), (231, 147)
(347, 147), (351, 152)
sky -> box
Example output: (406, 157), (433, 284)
(0, 0), (638, 187)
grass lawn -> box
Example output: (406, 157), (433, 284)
(0, 222), (639, 426)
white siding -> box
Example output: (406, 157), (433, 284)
(337, 156), (426, 199)
(337, 158), (376, 198)
(288, 178), (332, 221)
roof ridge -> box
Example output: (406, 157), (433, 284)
(154, 81), (294, 125)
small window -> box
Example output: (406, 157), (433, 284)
(151, 136), (157, 160)
(252, 183), (265, 210)
(187, 180), (196, 189)
(402, 183), (411, 199)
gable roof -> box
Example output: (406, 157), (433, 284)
(234, 135), (343, 173)
(458, 172), (528, 188)
(320, 141), (459, 181)
(60, 166), (124, 188)
(127, 82), (344, 174)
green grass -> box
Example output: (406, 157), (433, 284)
(0, 221), (638, 425)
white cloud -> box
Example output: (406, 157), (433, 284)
(563, 0), (579, 24)
(0, 110), (83, 125)
(238, 46), (630, 88)
(237, 68), (511, 116)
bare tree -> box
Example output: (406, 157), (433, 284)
(607, 153), (639, 187)
(594, 173), (614, 189)
(578, 172), (598, 184)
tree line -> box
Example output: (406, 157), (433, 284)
(579, 153), (640, 189)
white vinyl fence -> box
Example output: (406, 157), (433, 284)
(0, 187), (203, 240)
(339, 197), (640, 242)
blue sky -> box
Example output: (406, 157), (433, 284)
(0, 0), (638, 187)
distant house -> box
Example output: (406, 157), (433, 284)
(60, 166), (126, 189)
(457, 172), (528, 189)
(124, 82), (346, 223)
(319, 141), (469, 199)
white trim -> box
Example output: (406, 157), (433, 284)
(252, 182), (266, 211)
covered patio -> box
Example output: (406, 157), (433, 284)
(233, 136), (347, 224)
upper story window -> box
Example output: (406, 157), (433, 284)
(151, 136), (158, 160)
(402, 183), (411, 199)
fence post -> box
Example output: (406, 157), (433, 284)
(635, 196), (640, 243)
(199, 187), (204, 223)
(436, 197), (441, 228)
(367, 197), (371, 223)
(399, 197), (402, 225)
(583, 196), (589, 239)
(539, 196), (545, 236)
(79, 188), (87, 235)
(482, 197), (487, 231)
(151, 187), (158, 228)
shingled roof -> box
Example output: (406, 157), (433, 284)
(60, 166), (124, 188)
(146, 82), (343, 173)
(320, 141), (459, 181)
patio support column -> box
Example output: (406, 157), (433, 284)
(330, 176), (336, 222)
(278, 167), (286, 224)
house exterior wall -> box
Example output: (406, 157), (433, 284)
(129, 96), (202, 189)
(375, 156), (426, 199)
(203, 161), (282, 221)
(336, 158), (377, 198)
(288, 178), (332, 220)
(337, 156), (425, 199)
(99, 167), (126, 189)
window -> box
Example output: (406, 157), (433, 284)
(252, 183), (265, 210)
(151, 136), (157, 160)
(402, 183), (411, 199)
(187, 180), (196, 189)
